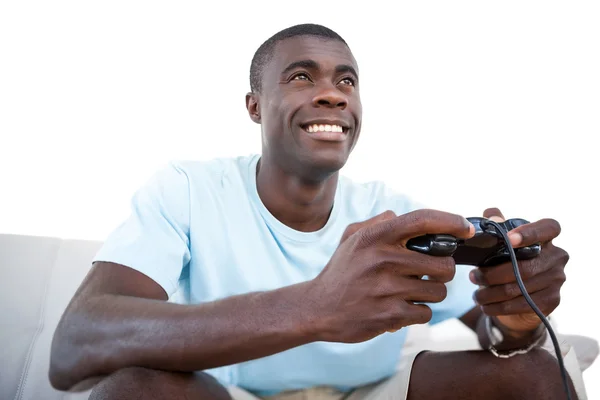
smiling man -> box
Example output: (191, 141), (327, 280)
(49, 24), (581, 400)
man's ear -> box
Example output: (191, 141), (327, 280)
(246, 92), (261, 124)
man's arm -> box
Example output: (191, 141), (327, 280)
(459, 305), (480, 332)
(49, 262), (316, 391)
(49, 163), (314, 390)
(50, 209), (475, 392)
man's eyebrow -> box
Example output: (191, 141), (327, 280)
(335, 64), (358, 79)
(281, 60), (320, 76)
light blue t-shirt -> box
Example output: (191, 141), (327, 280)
(93, 154), (477, 395)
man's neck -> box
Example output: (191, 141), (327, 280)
(255, 157), (338, 233)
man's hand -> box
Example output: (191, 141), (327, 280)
(471, 208), (569, 334)
(307, 209), (475, 343)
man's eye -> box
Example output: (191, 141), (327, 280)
(340, 77), (355, 86)
(292, 73), (310, 81)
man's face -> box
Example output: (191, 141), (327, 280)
(248, 36), (362, 180)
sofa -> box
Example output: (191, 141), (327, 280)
(1, 233), (598, 400)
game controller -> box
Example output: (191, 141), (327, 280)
(406, 217), (541, 267)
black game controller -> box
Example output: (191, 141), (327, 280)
(406, 217), (541, 267)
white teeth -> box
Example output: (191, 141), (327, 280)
(306, 124), (344, 133)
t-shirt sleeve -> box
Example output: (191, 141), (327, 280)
(92, 162), (192, 297)
(375, 183), (478, 325)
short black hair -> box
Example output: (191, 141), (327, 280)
(249, 23), (348, 93)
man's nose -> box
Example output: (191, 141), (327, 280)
(312, 87), (348, 110)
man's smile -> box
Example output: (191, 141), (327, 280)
(300, 119), (350, 142)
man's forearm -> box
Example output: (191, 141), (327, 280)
(50, 281), (318, 390)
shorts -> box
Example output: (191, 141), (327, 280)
(227, 350), (422, 400)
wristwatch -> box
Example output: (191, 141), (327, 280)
(484, 315), (547, 358)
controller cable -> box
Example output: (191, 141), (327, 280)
(481, 219), (572, 400)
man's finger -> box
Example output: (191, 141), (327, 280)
(377, 249), (456, 283)
(393, 303), (433, 327)
(473, 267), (565, 305)
(483, 207), (506, 222)
(341, 210), (397, 242)
(368, 210), (398, 224)
(366, 209), (475, 245)
(376, 277), (448, 303)
(480, 286), (560, 316)
(470, 252), (552, 286)
(508, 218), (562, 247)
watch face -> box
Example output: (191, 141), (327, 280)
(485, 316), (505, 346)
(491, 325), (504, 346)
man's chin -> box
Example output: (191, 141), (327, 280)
(296, 151), (350, 181)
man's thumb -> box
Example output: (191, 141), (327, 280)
(483, 207), (506, 222)
(340, 210), (397, 243)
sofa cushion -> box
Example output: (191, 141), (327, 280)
(0, 234), (101, 400)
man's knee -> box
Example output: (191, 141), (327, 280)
(89, 367), (232, 400)
(408, 348), (577, 400)
(491, 348), (577, 400)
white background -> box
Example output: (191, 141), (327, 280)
(1, 0), (598, 395)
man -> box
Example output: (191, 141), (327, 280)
(49, 24), (580, 399)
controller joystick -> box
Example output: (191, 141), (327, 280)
(406, 217), (541, 267)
